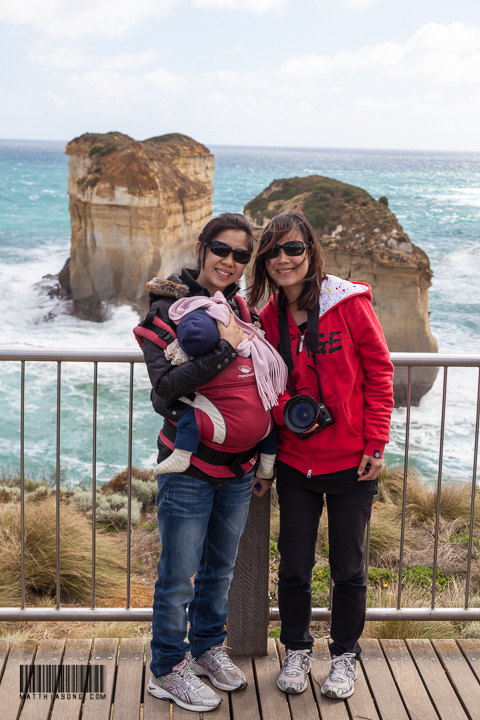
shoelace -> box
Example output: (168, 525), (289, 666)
(323, 653), (357, 682)
(175, 661), (207, 689)
(283, 650), (313, 676)
(210, 645), (235, 669)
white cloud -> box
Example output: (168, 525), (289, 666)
(65, 66), (185, 116)
(280, 22), (480, 84)
(344, 0), (379, 9)
(0, 0), (178, 37)
(47, 90), (69, 110)
(192, 0), (288, 13)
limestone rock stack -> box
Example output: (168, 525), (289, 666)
(244, 176), (438, 406)
(63, 132), (214, 319)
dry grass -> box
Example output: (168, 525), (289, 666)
(0, 497), (127, 606)
(378, 467), (479, 528)
(363, 584), (458, 640)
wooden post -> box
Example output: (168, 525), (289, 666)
(227, 490), (271, 656)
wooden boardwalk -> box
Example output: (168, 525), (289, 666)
(1, 636), (479, 720)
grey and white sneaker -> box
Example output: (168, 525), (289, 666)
(147, 658), (222, 712)
(321, 653), (357, 699)
(190, 645), (247, 691)
(277, 649), (312, 694)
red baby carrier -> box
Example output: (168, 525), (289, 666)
(134, 295), (272, 479)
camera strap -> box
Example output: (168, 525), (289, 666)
(278, 300), (326, 404)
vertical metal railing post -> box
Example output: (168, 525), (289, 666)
(431, 367), (448, 610)
(91, 362), (98, 610)
(397, 366), (412, 610)
(20, 361), (26, 610)
(465, 368), (480, 608)
(56, 361), (61, 609)
(126, 363), (134, 609)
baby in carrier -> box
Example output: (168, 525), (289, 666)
(154, 293), (284, 481)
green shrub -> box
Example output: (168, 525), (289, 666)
(368, 567), (397, 587)
(71, 488), (142, 528)
(379, 196), (389, 207)
(312, 565), (330, 607)
(131, 478), (157, 509)
(270, 531), (279, 558)
(402, 564), (450, 589)
(268, 627), (281, 639)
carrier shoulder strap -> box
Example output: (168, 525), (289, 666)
(234, 294), (254, 323)
(133, 309), (177, 350)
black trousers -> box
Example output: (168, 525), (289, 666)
(276, 474), (376, 658)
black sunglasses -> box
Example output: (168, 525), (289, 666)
(269, 240), (308, 258)
(209, 240), (252, 265)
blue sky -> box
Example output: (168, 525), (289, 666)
(1, 0), (480, 150)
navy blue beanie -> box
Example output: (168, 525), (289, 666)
(176, 308), (220, 357)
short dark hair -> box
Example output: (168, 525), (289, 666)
(248, 212), (326, 311)
(197, 213), (255, 269)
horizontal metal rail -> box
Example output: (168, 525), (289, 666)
(1, 349), (479, 365)
(1, 350), (479, 624)
(2, 606), (480, 622)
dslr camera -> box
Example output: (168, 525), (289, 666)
(283, 394), (334, 439)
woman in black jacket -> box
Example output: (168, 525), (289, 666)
(136, 213), (266, 713)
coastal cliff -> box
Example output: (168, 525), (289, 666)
(62, 132), (214, 319)
(244, 176), (438, 406)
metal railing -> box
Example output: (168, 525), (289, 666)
(0, 350), (479, 625)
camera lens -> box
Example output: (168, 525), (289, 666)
(291, 402), (316, 428)
(284, 394), (321, 435)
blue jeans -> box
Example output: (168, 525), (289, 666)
(150, 469), (253, 678)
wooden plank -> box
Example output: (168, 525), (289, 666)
(229, 657), (260, 720)
(228, 491), (271, 656)
(360, 639), (409, 720)
(0, 639), (10, 682)
(253, 638), (290, 720)
(21, 638), (65, 720)
(81, 637), (119, 720)
(111, 638), (145, 720)
(346, 660), (380, 720)
(142, 647), (171, 720)
(310, 639), (350, 720)
(0, 639), (37, 720)
(458, 639), (480, 684)
(433, 639), (480, 720)
(277, 642), (319, 719)
(50, 639), (92, 720)
(407, 639), (469, 720)
(381, 639), (438, 720)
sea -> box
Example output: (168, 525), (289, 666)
(0, 139), (479, 487)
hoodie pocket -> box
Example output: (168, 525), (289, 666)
(332, 401), (362, 439)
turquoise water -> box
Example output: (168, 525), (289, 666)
(0, 140), (479, 484)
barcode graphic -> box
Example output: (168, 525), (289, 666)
(20, 665), (105, 694)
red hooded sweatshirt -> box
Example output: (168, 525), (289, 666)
(260, 275), (394, 476)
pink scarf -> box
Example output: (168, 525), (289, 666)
(169, 292), (287, 411)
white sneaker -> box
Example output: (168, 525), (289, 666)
(147, 658), (222, 712)
(321, 653), (357, 699)
(190, 645), (247, 691)
(277, 649), (312, 694)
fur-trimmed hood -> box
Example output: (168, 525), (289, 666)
(146, 276), (189, 300)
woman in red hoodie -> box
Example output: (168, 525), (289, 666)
(249, 212), (394, 700)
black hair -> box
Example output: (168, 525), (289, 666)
(197, 213), (254, 269)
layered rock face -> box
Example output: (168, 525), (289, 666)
(244, 176), (438, 406)
(63, 132), (214, 319)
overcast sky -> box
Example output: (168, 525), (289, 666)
(1, 0), (480, 151)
